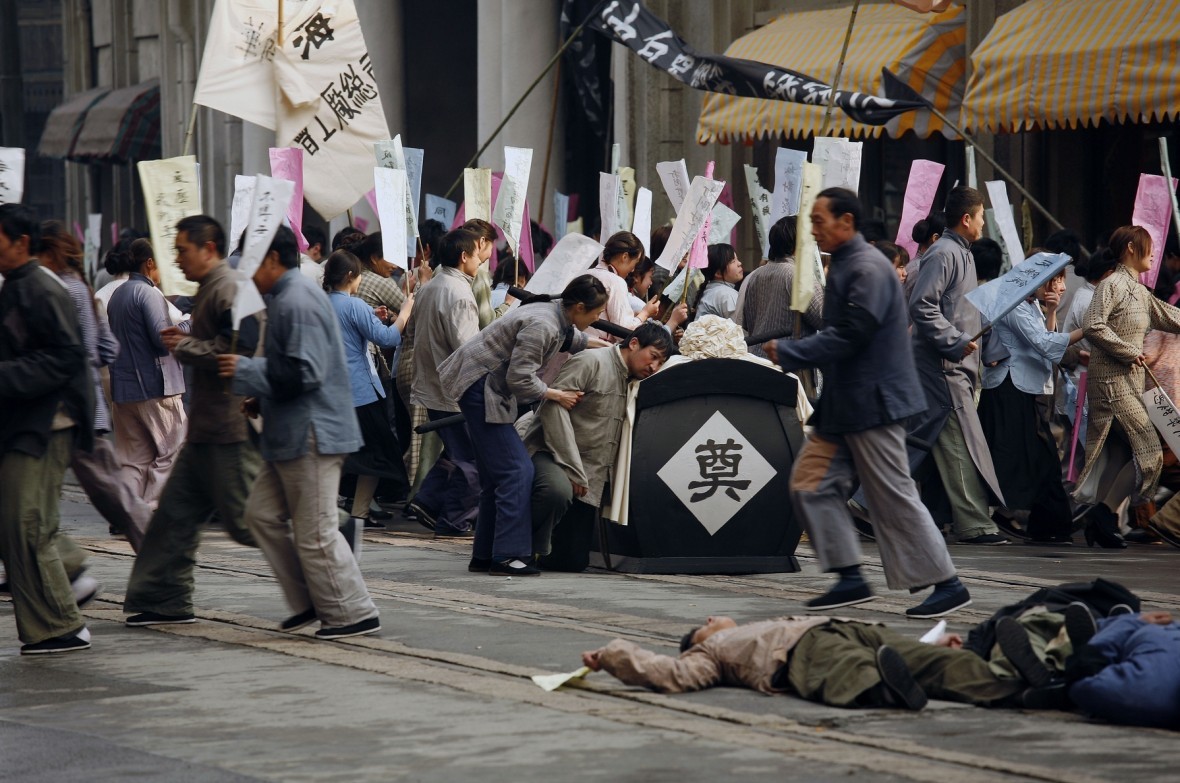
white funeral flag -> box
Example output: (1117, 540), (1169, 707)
(985, 180), (1026, 265)
(424, 193), (457, 231)
(744, 164), (772, 260)
(552, 191), (570, 242)
(770, 148), (806, 225)
(229, 175), (257, 250)
(631, 187), (653, 257)
(0, 147), (26, 205)
(232, 270), (267, 331)
(599, 172), (621, 239)
(84, 213), (102, 282)
(463, 168), (493, 222)
(493, 146), (533, 254)
(708, 202), (741, 245)
(791, 162), (824, 313)
(138, 155), (202, 297)
(271, 0), (391, 218)
(656, 159), (691, 212)
(812, 137), (863, 194)
(374, 167), (409, 270)
(654, 176), (725, 271)
(193, 0), (284, 130)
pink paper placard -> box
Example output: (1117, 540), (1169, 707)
(1133, 173), (1179, 289)
(896, 159), (945, 257)
(269, 147), (309, 254)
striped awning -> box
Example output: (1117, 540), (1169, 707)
(696, 3), (965, 143)
(38, 87), (110, 159)
(68, 79), (161, 164)
(961, 0), (1180, 133)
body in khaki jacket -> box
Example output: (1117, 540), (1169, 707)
(595, 616), (836, 694)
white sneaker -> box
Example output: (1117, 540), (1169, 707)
(71, 575), (100, 607)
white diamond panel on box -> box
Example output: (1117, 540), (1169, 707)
(656, 411), (777, 535)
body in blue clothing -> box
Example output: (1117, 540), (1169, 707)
(1070, 613), (1180, 729)
(328, 290), (403, 407)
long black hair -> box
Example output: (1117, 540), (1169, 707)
(322, 249), (364, 293)
(692, 243), (737, 315)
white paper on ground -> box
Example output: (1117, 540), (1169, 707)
(531, 666), (592, 692)
(919, 620), (948, 644)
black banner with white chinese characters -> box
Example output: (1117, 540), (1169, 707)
(587, 1), (926, 126)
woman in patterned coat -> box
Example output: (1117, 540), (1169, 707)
(1076, 226), (1180, 547)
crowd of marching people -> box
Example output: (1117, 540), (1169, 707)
(1, 182), (1178, 728)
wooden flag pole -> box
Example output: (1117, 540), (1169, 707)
(537, 58), (563, 225)
(817, 0), (860, 139)
(277, 0), (284, 46)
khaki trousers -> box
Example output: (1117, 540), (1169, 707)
(0, 431), (87, 644)
(931, 414), (999, 539)
(245, 437), (376, 627)
(113, 395), (187, 506)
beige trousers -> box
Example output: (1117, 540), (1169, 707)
(113, 395), (187, 506)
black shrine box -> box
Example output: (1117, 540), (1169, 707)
(590, 358), (804, 574)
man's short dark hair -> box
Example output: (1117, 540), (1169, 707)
(680, 627), (702, 653)
(269, 225), (300, 269)
(1044, 229), (1082, 261)
(303, 225), (327, 252)
(768, 215), (797, 261)
(944, 186), (984, 229)
(816, 187), (862, 230)
(332, 225), (364, 252)
(632, 321), (676, 358)
(971, 237), (1003, 281)
(437, 227), (480, 269)
(419, 218), (447, 268)
(0, 204), (40, 254)
(177, 215), (227, 257)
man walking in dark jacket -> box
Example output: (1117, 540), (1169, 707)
(765, 188), (970, 619)
(0, 204), (95, 654)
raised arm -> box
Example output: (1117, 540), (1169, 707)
(593, 639), (722, 693)
(1082, 280), (1141, 364)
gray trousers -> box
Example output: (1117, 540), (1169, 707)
(789, 423), (957, 591)
(244, 438), (377, 628)
(931, 414), (999, 539)
(71, 434), (151, 551)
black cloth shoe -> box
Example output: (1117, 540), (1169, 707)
(1022, 682), (1072, 710)
(368, 506), (393, 522)
(125, 612), (196, 626)
(468, 557), (492, 572)
(1124, 527), (1163, 545)
(875, 645), (927, 710)
(992, 513), (1030, 540)
(315, 615), (380, 640)
(406, 499), (438, 532)
(1064, 602), (1098, 647)
(804, 581), (875, 610)
(1108, 603), (1133, 617)
(956, 532), (1010, 545)
(434, 526), (474, 539)
(362, 517), (387, 529)
(280, 608), (318, 632)
(905, 582), (971, 619)
(488, 558), (541, 576)
(21, 631), (91, 655)
(995, 617), (1054, 687)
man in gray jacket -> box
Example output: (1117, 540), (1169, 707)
(219, 226), (379, 640)
(907, 186), (1007, 545)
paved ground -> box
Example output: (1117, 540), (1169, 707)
(2, 488), (1178, 783)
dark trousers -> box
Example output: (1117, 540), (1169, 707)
(531, 451), (596, 571)
(459, 380), (534, 561)
(415, 408), (479, 534)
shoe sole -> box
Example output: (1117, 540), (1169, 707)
(21, 641), (91, 655)
(125, 618), (197, 627)
(281, 618), (318, 632)
(995, 618), (1054, 688)
(488, 568), (541, 576)
(906, 598), (972, 619)
(955, 539), (1010, 546)
(876, 646), (927, 710)
(316, 624), (381, 641)
(406, 502), (438, 532)
(1146, 522), (1180, 549)
(804, 594), (877, 611)
(1063, 604), (1097, 648)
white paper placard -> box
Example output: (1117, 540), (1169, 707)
(656, 159), (691, 213)
(553, 191), (570, 242)
(812, 137), (863, 193)
(374, 166), (409, 270)
(1145, 384), (1180, 463)
(655, 176), (725, 271)
(84, 213), (102, 282)
(424, 193), (457, 230)
(229, 174), (257, 250)
(463, 168), (493, 222)
(599, 172), (621, 239)
(708, 202), (741, 245)
(0, 147), (26, 205)
(238, 174), (295, 278)
(791, 162), (824, 313)
(744, 164), (772, 259)
(523, 233), (604, 297)
(771, 148), (807, 225)
(631, 187), (653, 257)
(986, 180), (1026, 265)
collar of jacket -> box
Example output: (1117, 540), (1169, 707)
(830, 232), (871, 263)
(269, 267), (301, 297)
(127, 271), (157, 288)
(2, 257), (40, 281)
(946, 230), (971, 250)
(438, 264), (475, 284)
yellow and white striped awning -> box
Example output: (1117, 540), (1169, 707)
(961, 0), (1180, 133)
(696, 2), (965, 143)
